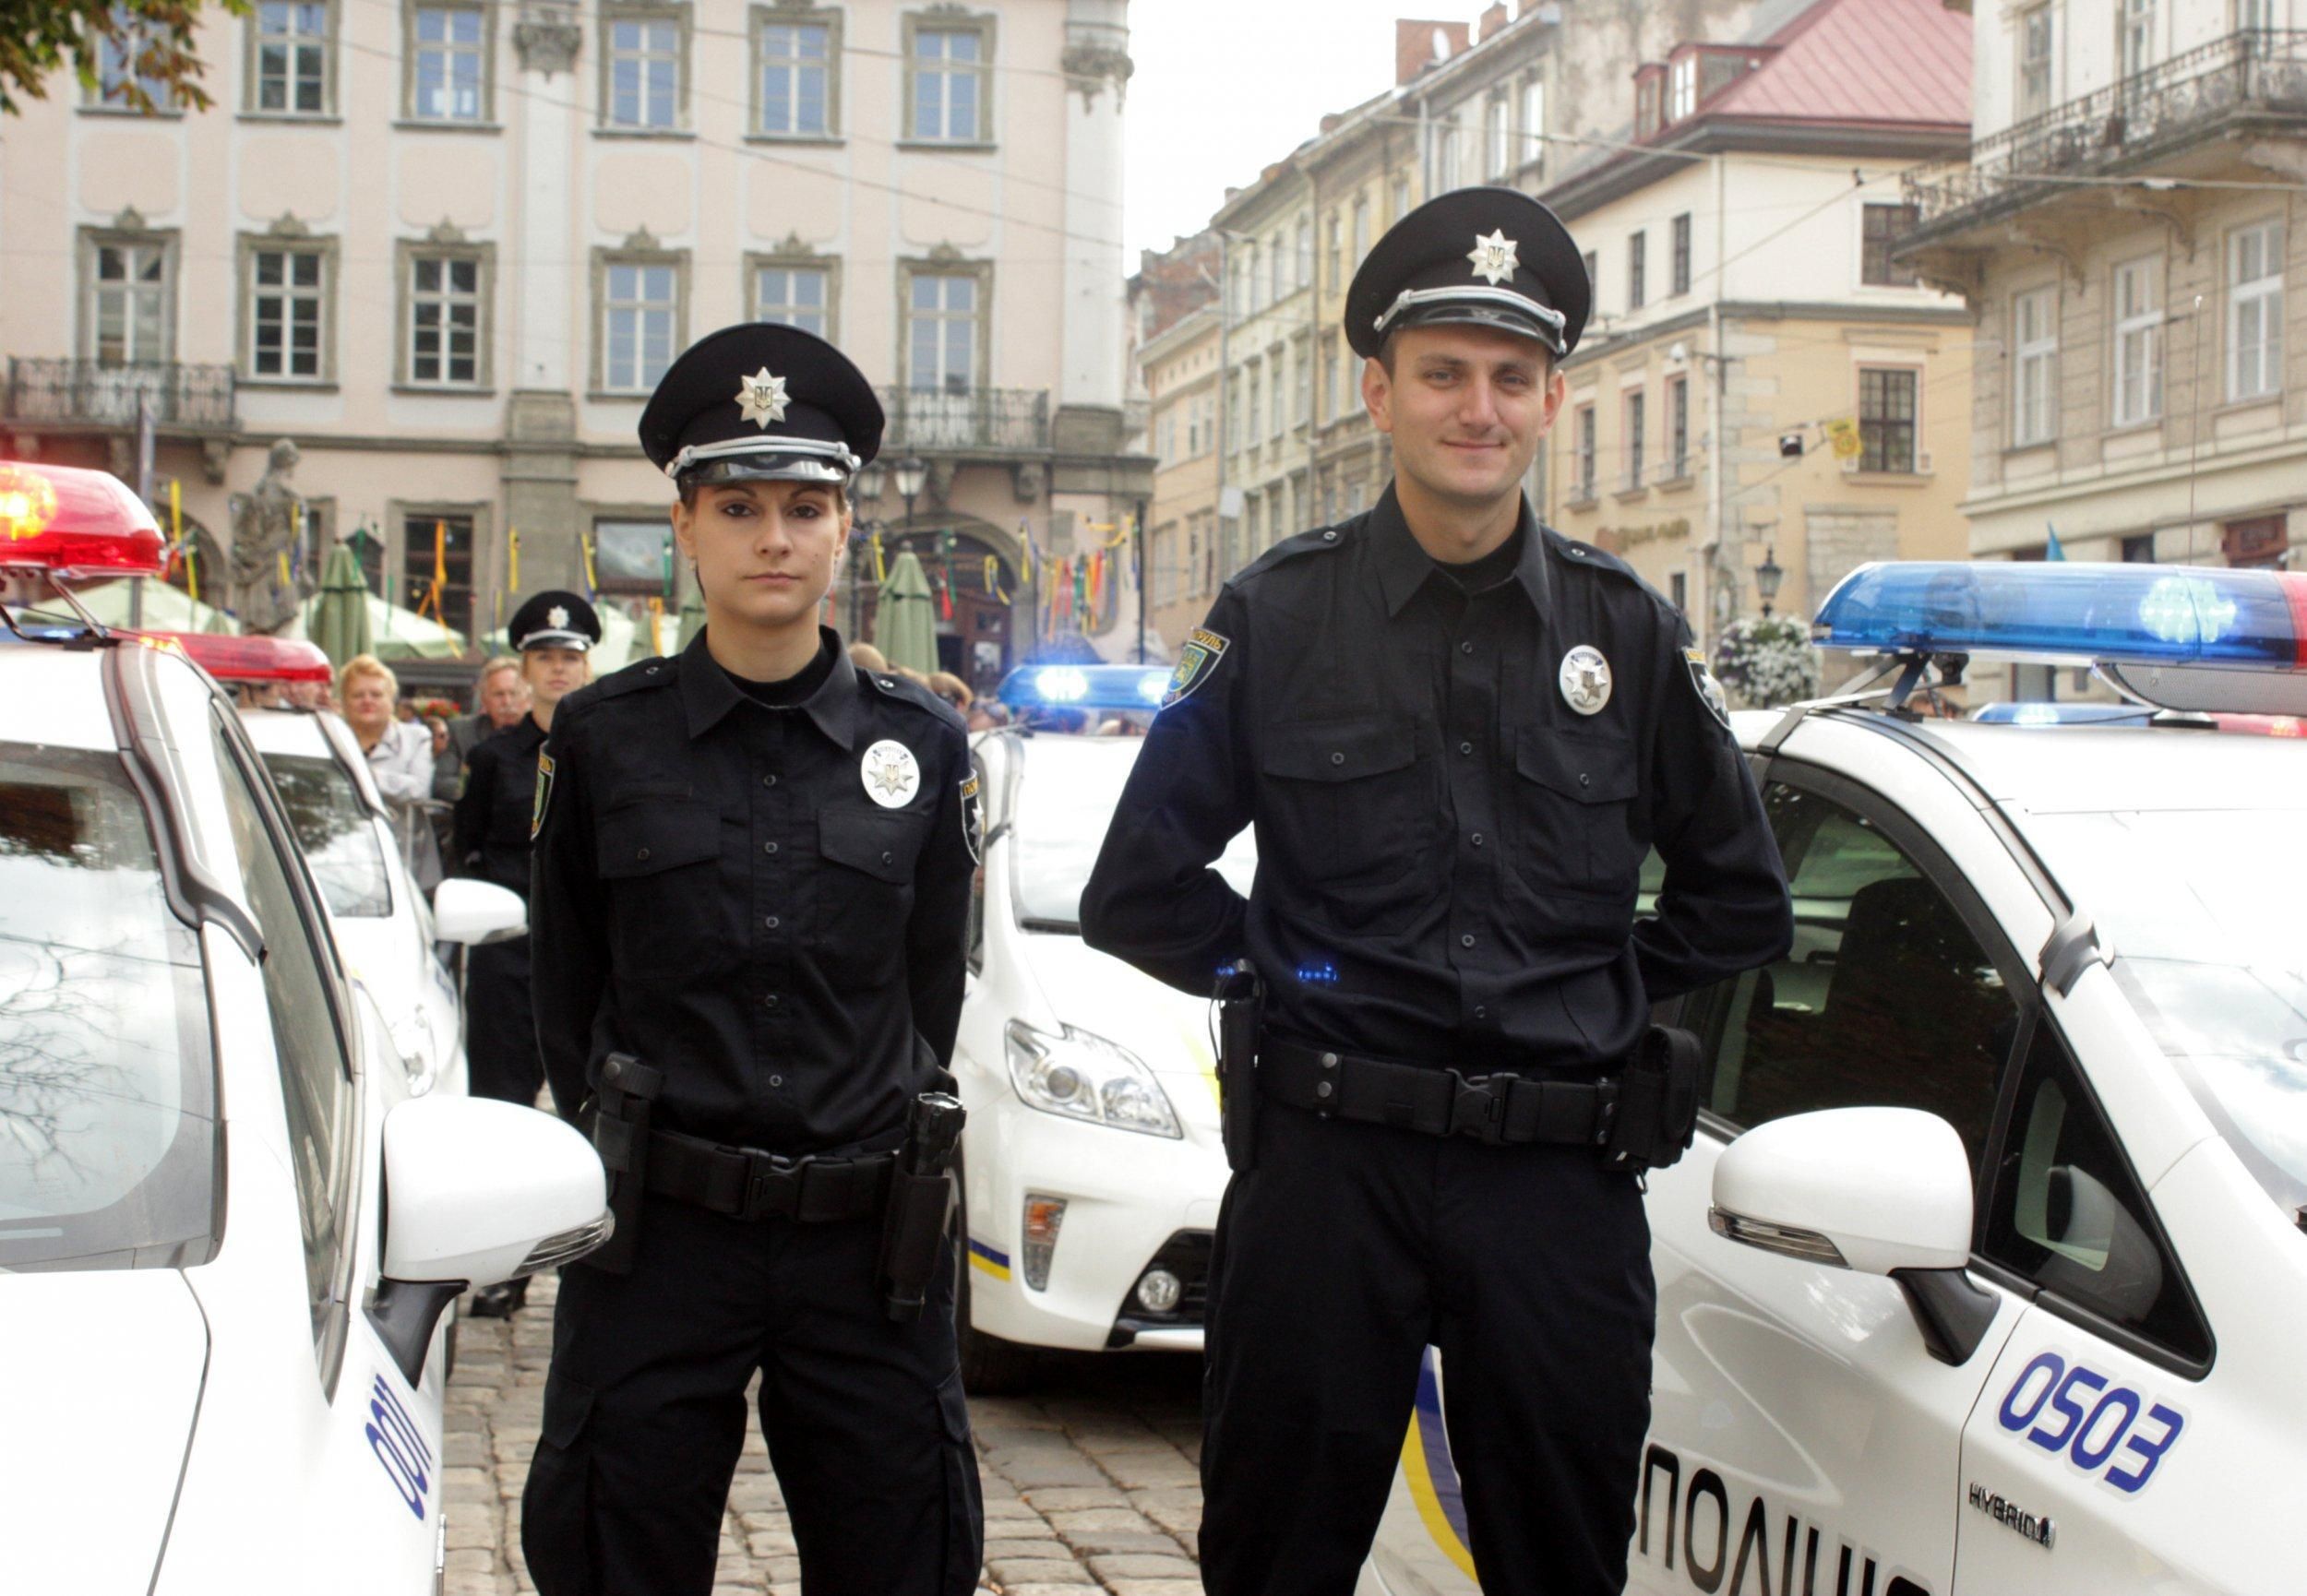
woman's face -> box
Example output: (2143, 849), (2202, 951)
(522, 646), (590, 709)
(342, 674), (394, 732)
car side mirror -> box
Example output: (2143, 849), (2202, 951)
(432, 877), (528, 946)
(366, 1098), (609, 1383)
(1709, 1107), (2001, 1366)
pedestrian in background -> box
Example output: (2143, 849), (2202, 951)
(435, 654), (531, 804)
(1082, 187), (1793, 1596)
(340, 652), (443, 892)
(927, 671), (973, 713)
(849, 639), (890, 673)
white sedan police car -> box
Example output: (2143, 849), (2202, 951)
(0, 460), (608, 1594)
(950, 666), (1251, 1389)
(1367, 562), (2307, 1596)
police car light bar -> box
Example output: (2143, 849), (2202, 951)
(0, 460), (169, 578)
(153, 632), (337, 685)
(996, 664), (1172, 713)
(1812, 561), (2307, 717)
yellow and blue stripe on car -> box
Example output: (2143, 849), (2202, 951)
(968, 1239), (1012, 1281)
(1401, 1348), (1477, 1580)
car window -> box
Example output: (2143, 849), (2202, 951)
(1984, 1018), (2212, 1366)
(260, 752), (393, 919)
(1686, 782), (2020, 1169)
(212, 718), (355, 1352)
(0, 743), (218, 1272)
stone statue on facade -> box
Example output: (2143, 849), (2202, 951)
(228, 438), (312, 636)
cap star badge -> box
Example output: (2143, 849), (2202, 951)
(1467, 229), (1520, 287)
(546, 604), (568, 630)
(735, 367), (790, 431)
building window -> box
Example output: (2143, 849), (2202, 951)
(1325, 212), (1342, 292)
(2237, 0), (2274, 30)
(245, 242), (331, 381)
(1671, 213), (1691, 297)
(2017, 6), (2053, 119)
(1291, 340), (1309, 428)
(401, 512), (475, 640)
(1670, 571), (1687, 612)
(1861, 204), (1919, 287)
(1581, 249), (1598, 306)
(604, 8), (683, 129)
(906, 269), (981, 393)
(907, 15), (991, 143)
(403, 248), (488, 387)
(1351, 196), (1370, 268)
(1623, 389), (1646, 490)
(2122, 531), (2156, 562)
(1518, 76), (1545, 172)
(408, 3), (486, 122)
(1573, 403), (1596, 499)
(1666, 374), (1689, 478)
(1635, 72), (1661, 139)
(756, 9), (835, 137)
(2011, 285), (2057, 447)
(751, 260), (832, 338)
(1391, 174), (1412, 223)
(250, 1), (333, 114)
(1485, 93), (1510, 179)
(92, 6), (181, 109)
(1669, 54), (1696, 120)
(85, 234), (173, 364)
(1858, 367), (1919, 472)
(1237, 243), (1257, 316)
(2121, 0), (2156, 79)
(2222, 515), (2288, 569)
(598, 256), (681, 393)
(2227, 220), (2282, 403)
(1627, 230), (1646, 310)
(2111, 256), (2164, 427)
(1268, 231), (1286, 304)
(1268, 346), (1285, 438)
(1226, 374), (1242, 454)
(1321, 336), (1340, 425)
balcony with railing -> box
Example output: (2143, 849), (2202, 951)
(1905, 30), (2307, 242)
(878, 387), (1050, 454)
(6, 359), (238, 433)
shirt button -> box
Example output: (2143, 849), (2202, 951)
(763, 994), (781, 1010)
(1579, 772), (1590, 788)
(770, 1074), (784, 1088)
(1470, 833), (1484, 847)
(881, 851), (894, 865)
(635, 847), (651, 862)
(1474, 1005), (1489, 1020)
(762, 774), (778, 788)
(1460, 641), (1475, 655)
(1330, 751), (1345, 766)
(1459, 741), (1474, 756)
(764, 915), (780, 930)
(1460, 933), (1476, 948)
(763, 840), (779, 855)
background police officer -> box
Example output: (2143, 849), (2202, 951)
(1081, 188), (1795, 1596)
(524, 324), (981, 1596)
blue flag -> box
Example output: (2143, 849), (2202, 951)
(2045, 525), (2066, 562)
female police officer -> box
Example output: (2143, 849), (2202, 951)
(523, 324), (981, 1596)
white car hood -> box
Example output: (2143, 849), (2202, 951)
(0, 1268), (209, 1590)
(1018, 935), (1225, 1126)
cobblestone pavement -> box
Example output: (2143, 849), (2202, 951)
(442, 1273), (1208, 1596)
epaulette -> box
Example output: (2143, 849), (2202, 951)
(862, 668), (965, 732)
(561, 653), (679, 718)
(1234, 519), (1357, 585)
(1542, 526), (1644, 585)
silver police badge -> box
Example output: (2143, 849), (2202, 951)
(546, 604), (569, 630)
(1559, 645), (1612, 716)
(735, 367), (790, 430)
(1467, 229), (1520, 286)
(861, 739), (921, 808)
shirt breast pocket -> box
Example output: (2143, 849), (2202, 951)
(596, 798), (725, 976)
(816, 807), (928, 985)
(1260, 717), (1436, 931)
(1509, 728), (1643, 896)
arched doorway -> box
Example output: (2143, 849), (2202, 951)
(850, 517), (1022, 699)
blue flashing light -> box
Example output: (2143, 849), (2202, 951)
(1970, 701), (2152, 726)
(1812, 562), (2307, 671)
(997, 663), (1176, 712)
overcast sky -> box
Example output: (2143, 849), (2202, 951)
(1123, 1), (1474, 261)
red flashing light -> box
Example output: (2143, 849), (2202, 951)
(154, 632), (337, 685)
(0, 461), (168, 578)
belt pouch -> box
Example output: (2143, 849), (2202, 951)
(1216, 970), (1262, 1173)
(1606, 1026), (1703, 1173)
(588, 1053), (661, 1275)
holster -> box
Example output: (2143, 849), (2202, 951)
(1215, 962), (1262, 1173)
(1604, 1025), (1703, 1174)
(879, 1091), (966, 1322)
(586, 1052), (663, 1275)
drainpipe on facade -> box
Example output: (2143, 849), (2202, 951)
(1705, 149), (1729, 654)
(1214, 230), (1234, 575)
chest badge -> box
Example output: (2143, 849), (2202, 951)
(1559, 645), (1612, 716)
(861, 739), (922, 808)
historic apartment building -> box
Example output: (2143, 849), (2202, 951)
(0, 0), (1145, 695)
(1901, 0), (2305, 643)
(1541, 0), (1976, 657)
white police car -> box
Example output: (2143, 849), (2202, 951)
(950, 665), (1249, 1389)
(1366, 562), (2307, 1596)
(0, 461), (608, 1593)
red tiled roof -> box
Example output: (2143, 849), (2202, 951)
(1708, 0), (1971, 128)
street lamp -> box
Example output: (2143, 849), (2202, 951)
(847, 462), (887, 640)
(1754, 545), (1784, 618)
(893, 455), (927, 525)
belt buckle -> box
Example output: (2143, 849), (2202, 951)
(741, 1152), (801, 1221)
(1448, 1071), (1508, 1144)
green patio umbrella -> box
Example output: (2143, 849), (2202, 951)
(307, 540), (375, 668)
(877, 551), (939, 676)
(74, 578), (240, 636)
(676, 588), (707, 651)
(293, 593), (466, 661)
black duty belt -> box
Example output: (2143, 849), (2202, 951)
(1260, 1038), (1619, 1148)
(641, 1127), (896, 1222)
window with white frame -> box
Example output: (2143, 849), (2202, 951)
(88, 237), (171, 364)
(1518, 77), (1545, 172)
(605, 11), (682, 129)
(2227, 220), (2282, 402)
(1268, 346), (1285, 438)
(2237, 0), (2274, 30)
(93, 6), (179, 108)
(1669, 55), (1696, 120)
(2011, 285), (2057, 446)
(906, 271), (977, 393)
(1245, 365), (1261, 448)
(1268, 231), (1285, 303)
(1666, 374), (1689, 477)
(1351, 196), (1370, 267)
(2111, 256), (2163, 426)
(1861, 204), (1919, 286)
(408, 252), (483, 386)
(1296, 219), (1312, 292)
(252, 2), (331, 114)
(1858, 367), (1919, 472)
(1238, 243), (1258, 316)
(1436, 114), (1463, 192)
(2121, 0), (2155, 79)
(1391, 174), (1411, 223)
(1326, 212), (1342, 290)
(602, 259), (679, 392)
(410, 5), (484, 122)
(754, 263), (831, 337)
(757, 13), (833, 137)
(1485, 94), (1510, 179)
(1291, 341), (1308, 428)
(1323, 335), (1344, 424)
(247, 244), (329, 380)
(1628, 230), (1646, 311)
(909, 20), (988, 143)
(1623, 389), (1646, 490)
(1573, 403), (1596, 499)
(1671, 212), (1691, 296)
(2017, 6), (2053, 119)
(1226, 374), (1242, 454)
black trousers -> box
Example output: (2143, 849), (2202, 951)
(1200, 1099), (1656, 1596)
(464, 935), (543, 1105)
(522, 1196), (983, 1596)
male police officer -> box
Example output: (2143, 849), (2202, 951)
(1081, 188), (1795, 1596)
(524, 324), (982, 1596)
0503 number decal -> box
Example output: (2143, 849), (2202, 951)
(1996, 1352), (2183, 1495)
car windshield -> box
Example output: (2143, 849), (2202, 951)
(2025, 808), (2307, 1216)
(261, 752), (392, 918)
(0, 744), (217, 1272)
(1011, 743), (1257, 930)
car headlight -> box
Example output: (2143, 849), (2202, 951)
(1004, 1019), (1182, 1138)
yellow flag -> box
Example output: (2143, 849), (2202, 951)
(508, 527), (520, 591)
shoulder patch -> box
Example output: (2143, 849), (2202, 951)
(1684, 646), (1733, 732)
(960, 770), (985, 866)
(530, 749), (556, 838)
(1160, 627), (1232, 709)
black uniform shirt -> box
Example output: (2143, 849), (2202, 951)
(1080, 486), (1794, 1075)
(452, 714), (547, 896)
(530, 628), (974, 1151)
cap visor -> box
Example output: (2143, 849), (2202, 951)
(1386, 303), (1564, 356)
(682, 456), (850, 486)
